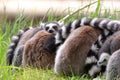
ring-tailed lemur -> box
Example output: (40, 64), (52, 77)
(40, 21), (63, 34)
(6, 27), (32, 65)
(85, 49), (101, 78)
(44, 17), (120, 77)
(12, 27), (43, 69)
(6, 21), (63, 67)
(22, 30), (56, 69)
(98, 31), (120, 74)
(106, 49), (120, 80)
(44, 17), (120, 53)
(54, 26), (101, 77)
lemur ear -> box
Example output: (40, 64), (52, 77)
(18, 30), (24, 35)
(40, 22), (45, 29)
(58, 21), (64, 27)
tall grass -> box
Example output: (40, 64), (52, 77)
(0, 0), (120, 80)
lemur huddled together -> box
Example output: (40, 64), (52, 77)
(6, 17), (120, 79)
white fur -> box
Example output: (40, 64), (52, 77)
(54, 44), (65, 74)
(98, 52), (110, 66)
(91, 44), (99, 53)
(40, 22), (45, 30)
(99, 19), (109, 29)
(86, 56), (98, 64)
(89, 65), (101, 77)
(80, 17), (87, 26)
(90, 18), (98, 27)
(113, 23), (119, 31)
(10, 43), (15, 47)
(55, 33), (62, 44)
(40, 22), (62, 30)
(106, 49), (120, 80)
(46, 23), (57, 29)
(98, 35), (103, 46)
(7, 49), (13, 53)
(58, 21), (64, 26)
(93, 77), (102, 80)
(61, 26), (67, 38)
(103, 29), (109, 36)
(18, 30), (24, 34)
(12, 36), (19, 41)
(71, 20), (77, 32)
(40, 22), (44, 26)
(107, 20), (120, 30)
(40, 22), (45, 29)
(42, 22), (61, 34)
(29, 27), (33, 29)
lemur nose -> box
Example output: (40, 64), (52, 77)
(49, 30), (53, 33)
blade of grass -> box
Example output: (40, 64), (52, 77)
(58, 1), (98, 23)
(91, 0), (101, 17)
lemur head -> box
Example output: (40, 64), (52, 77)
(40, 22), (63, 34)
(97, 52), (110, 66)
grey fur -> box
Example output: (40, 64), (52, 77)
(98, 31), (120, 67)
(12, 45), (24, 67)
(99, 31), (120, 56)
(6, 22), (62, 66)
(6, 30), (24, 65)
(54, 26), (101, 76)
(12, 27), (42, 67)
(43, 17), (120, 77)
(44, 17), (120, 54)
(6, 27), (32, 65)
(54, 17), (118, 46)
(106, 49), (120, 80)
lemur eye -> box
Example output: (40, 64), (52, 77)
(45, 27), (49, 31)
(103, 59), (107, 62)
(53, 26), (58, 30)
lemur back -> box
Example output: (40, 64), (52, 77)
(54, 26), (101, 76)
(22, 30), (56, 69)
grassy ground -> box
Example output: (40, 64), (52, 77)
(0, 15), (94, 80)
(1, 1), (120, 80)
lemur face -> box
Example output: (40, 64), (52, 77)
(40, 22), (63, 34)
(97, 53), (110, 66)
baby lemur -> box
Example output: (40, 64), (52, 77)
(106, 49), (120, 80)
(98, 31), (120, 74)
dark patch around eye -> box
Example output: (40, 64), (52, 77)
(45, 27), (49, 31)
(103, 59), (107, 62)
(53, 26), (58, 30)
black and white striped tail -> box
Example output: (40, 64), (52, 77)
(85, 50), (101, 78)
(44, 17), (120, 53)
(55, 17), (120, 46)
(6, 27), (32, 65)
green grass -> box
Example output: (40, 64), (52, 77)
(0, 15), (87, 80)
(1, 0), (120, 80)
(0, 15), (95, 80)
